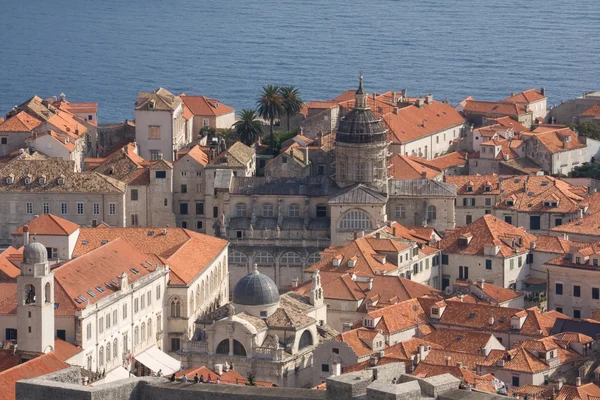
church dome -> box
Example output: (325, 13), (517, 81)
(23, 241), (47, 264)
(233, 265), (280, 306)
(336, 76), (387, 144)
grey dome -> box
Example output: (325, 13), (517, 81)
(24, 241), (47, 264)
(233, 266), (280, 306)
(336, 109), (387, 144)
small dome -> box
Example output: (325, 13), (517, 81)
(336, 109), (387, 144)
(233, 265), (280, 306)
(24, 241), (47, 264)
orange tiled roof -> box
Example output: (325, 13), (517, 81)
(176, 144), (208, 166)
(486, 116), (529, 132)
(409, 151), (468, 172)
(413, 363), (495, 389)
(439, 214), (536, 257)
(335, 327), (383, 357)
(53, 338), (83, 361)
(73, 227), (227, 286)
(444, 174), (500, 195)
(555, 382), (600, 400)
(0, 256), (20, 280)
(422, 328), (500, 354)
(52, 99), (98, 114)
(581, 104), (600, 118)
(390, 154), (440, 180)
(534, 235), (583, 254)
(527, 127), (585, 153)
(180, 95), (234, 117)
(0, 352), (68, 400)
(502, 89), (546, 104)
(384, 338), (442, 362)
(367, 298), (429, 334)
(32, 130), (76, 152)
(0, 111), (41, 132)
(463, 100), (529, 117)
(307, 101), (338, 109)
(452, 281), (522, 304)
(13, 214), (79, 236)
(422, 349), (487, 371)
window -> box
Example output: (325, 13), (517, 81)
(134, 298), (139, 313)
(518, 257), (523, 268)
(395, 205), (406, 219)
(321, 364), (330, 372)
(296, 331), (312, 350)
(289, 204), (300, 217)
(486, 260), (492, 270)
(442, 255), (449, 265)
(26, 202), (33, 214)
(485, 198), (491, 206)
(113, 310), (118, 325)
(213, 206), (218, 218)
(43, 202), (50, 214)
(459, 266), (469, 280)
(93, 203), (100, 215)
(466, 215), (472, 224)
(141, 294), (145, 309)
(149, 125), (160, 139)
(61, 202), (68, 215)
(317, 165), (325, 176)
(526, 253), (534, 264)
(355, 163), (367, 181)
(316, 205), (327, 218)
(147, 291), (151, 307)
(332, 348), (340, 354)
(86, 323), (92, 339)
(504, 215), (513, 225)
(230, 251), (248, 264)
(171, 338), (181, 352)
(282, 156), (287, 164)
(77, 202), (84, 215)
(203, 119), (209, 127)
(555, 218), (562, 226)
(593, 288), (599, 300)
(576, 257), (581, 264)
(131, 214), (139, 226)
(510, 259), (514, 270)
(574, 309), (581, 319)
(556, 283), (563, 295)
(530, 215), (541, 230)
(196, 202), (204, 215)
(574, 285), (581, 297)
(156, 285), (161, 300)
(108, 203), (116, 215)
(150, 150), (162, 161)
(427, 205), (436, 221)
(281, 252), (302, 265)
(339, 209), (372, 230)
(236, 203), (247, 217)
(131, 189), (138, 201)
(99, 347), (104, 366)
(0, 138), (6, 145)
(512, 376), (520, 387)
(6, 328), (17, 340)
(181, 184), (187, 193)
(56, 329), (65, 341)
(263, 204), (274, 217)
(556, 307), (563, 313)
(180, 203), (188, 215)
(99, 317), (104, 333)
(594, 259), (599, 267)
(123, 303), (128, 319)
(196, 220), (203, 230)
(155, 170), (166, 179)
(255, 252), (275, 265)
(171, 299), (181, 317)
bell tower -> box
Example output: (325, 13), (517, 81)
(17, 238), (55, 354)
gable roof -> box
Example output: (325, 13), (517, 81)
(409, 151), (467, 172)
(527, 127), (585, 153)
(463, 100), (529, 117)
(207, 142), (254, 169)
(439, 214), (537, 257)
(329, 184), (387, 204)
(176, 144), (209, 166)
(389, 179), (456, 197)
(502, 89), (546, 104)
(444, 174), (500, 195)
(0, 352), (68, 400)
(135, 88), (181, 111)
(581, 104), (600, 118)
(13, 214), (79, 236)
(423, 328), (500, 354)
(0, 111), (42, 132)
(179, 95), (234, 117)
(390, 154), (440, 180)
(367, 298), (429, 334)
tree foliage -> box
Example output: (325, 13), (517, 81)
(246, 371), (256, 386)
(279, 86), (304, 133)
(567, 122), (600, 140)
(233, 109), (262, 146)
(256, 85), (284, 152)
(570, 162), (600, 179)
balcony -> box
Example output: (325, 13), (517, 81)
(180, 340), (209, 353)
(254, 346), (284, 361)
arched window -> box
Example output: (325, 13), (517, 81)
(262, 204), (274, 217)
(200, 281), (205, 301)
(45, 282), (51, 303)
(171, 299), (181, 317)
(147, 318), (152, 339)
(298, 330), (313, 350)
(99, 346), (104, 366)
(216, 339), (229, 354)
(233, 340), (247, 356)
(280, 252), (302, 265)
(255, 251), (274, 265)
(339, 209), (373, 230)
(24, 284), (36, 305)
(113, 339), (118, 358)
(288, 204), (300, 217)
(235, 203), (247, 217)
(141, 323), (146, 342)
(190, 292), (194, 312)
(307, 252), (321, 266)
(164, 198), (168, 207)
(427, 205), (437, 221)
(230, 251), (248, 265)
(134, 327), (139, 346)
(106, 342), (111, 362)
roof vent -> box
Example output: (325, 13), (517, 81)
(147, 231), (155, 236)
(81, 240), (88, 245)
(101, 240), (108, 245)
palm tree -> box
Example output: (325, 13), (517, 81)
(256, 85), (283, 152)
(233, 109), (262, 146)
(279, 86), (304, 133)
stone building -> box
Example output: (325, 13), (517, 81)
(501, 88), (548, 122)
(462, 100), (534, 129)
(522, 126), (587, 175)
(179, 94), (236, 134)
(135, 88), (186, 162)
(178, 267), (331, 388)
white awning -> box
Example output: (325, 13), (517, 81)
(93, 366), (131, 386)
(134, 346), (181, 375)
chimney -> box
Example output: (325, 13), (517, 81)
(214, 364), (223, 376)
(353, 231), (358, 240)
(425, 94), (433, 105)
(511, 92), (517, 97)
(445, 356), (452, 366)
(375, 232), (381, 239)
(401, 89), (407, 97)
(416, 98), (425, 108)
(558, 378), (564, 390)
(372, 93), (376, 100)
(367, 278), (374, 291)
(332, 362), (341, 376)
(477, 278), (485, 289)
(421, 171), (427, 179)
(360, 231), (365, 237)
(541, 87), (546, 96)
(579, 208), (584, 219)
(392, 226), (397, 236)
(456, 362), (463, 369)
(304, 146), (309, 166)
(391, 92), (397, 103)
(342, 323), (353, 332)
(576, 377), (582, 387)
(393, 106), (398, 115)
(317, 131), (323, 147)
(489, 313), (495, 326)
(23, 225), (30, 246)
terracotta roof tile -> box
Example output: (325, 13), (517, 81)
(335, 327), (383, 356)
(463, 100), (529, 117)
(180, 95), (234, 117)
(422, 349), (487, 371)
(385, 338), (442, 361)
(0, 352), (68, 400)
(176, 144), (208, 166)
(445, 174), (500, 195)
(555, 383), (600, 400)
(581, 104), (600, 118)
(367, 298), (429, 334)
(13, 214), (79, 236)
(52, 99), (98, 115)
(528, 127), (585, 153)
(422, 328), (499, 354)
(390, 154), (440, 180)
(409, 151), (467, 171)
(413, 362), (495, 390)
(0, 111), (41, 132)
(0, 256), (20, 280)
(502, 89), (546, 104)
(53, 338), (83, 361)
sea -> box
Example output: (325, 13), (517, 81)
(1, 0), (599, 122)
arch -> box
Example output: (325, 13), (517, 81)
(298, 330), (314, 350)
(141, 323), (146, 342)
(233, 339), (247, 356)
(106, 342), (111, 362)
(113, 338), (118, 358)
(235, 203), (247, 217)
(427, 205), (437, 221)
(339, 209), (373, 230)
(307, 252), (321, 266)
(44, 282), (51, 303)
(254, 251), (275, 265)
(230, 251), (248, 265)
(99, 346), (104, 366)
(170, 298), (181, 317)
(24, 284), (36, 305)
(216, 339), (229, 354)
(280, 252), (302, 266)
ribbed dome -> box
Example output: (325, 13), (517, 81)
(23, 241), (47, 264)
(336, 109), (387, 144)
(233, 266), (280, 306)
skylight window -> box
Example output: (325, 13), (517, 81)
(87, 290), (96, 298)
(130, 268), (140, 275)
(101, 240), (108, 245)
(79, 295), (88, 302)
(105, 282), (112, 289)
(499, 316), (506, 323)
(95, 286), (105, 293)
(111, 279), (118, 285)
(468, 313), (475, 319)
(82, 240), (89, 245)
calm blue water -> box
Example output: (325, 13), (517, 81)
(1, 0), (599, 122)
